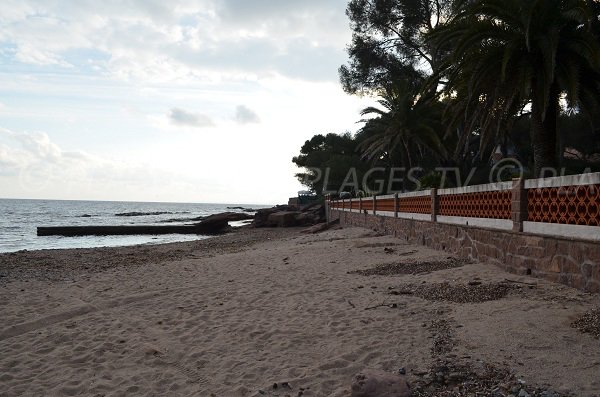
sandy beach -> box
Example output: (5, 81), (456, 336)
(1, 226), (600, 396)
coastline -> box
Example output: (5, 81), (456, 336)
(0, 198), (265, 253)
(0, 226), (296, 285)
(1, 226), (599, 396)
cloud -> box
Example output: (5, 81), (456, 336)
(0, 127), (91, 170)
(168, 107), (214, 128)
(235, 105), (260, 124)
(0, 127), (97, 192)
(0, 0), (351, 83)
(0, 127), (206, 199)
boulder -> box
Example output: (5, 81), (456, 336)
(226, 206), (258, 212)
(299, 202), (323, 212)
(301, 219), (339, 234)
(254, 208), (281, 227)
(351, 370), (411, 397)
(253, 203), (326, 227)
(267, 211), (302, 227)
(254, 205), (299, 227)
(193, 212), (253, 222)
(193, 212), (254, 234)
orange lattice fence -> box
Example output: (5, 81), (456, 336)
(399, 195), (431, 214)
(439, 190), (511, 219)
(361, 199), (373, 212)
(527, 184), (600, 226)
(376, 198), (395, 212)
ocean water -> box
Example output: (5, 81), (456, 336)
(0, 199), (267, 253)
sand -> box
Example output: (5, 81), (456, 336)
(1, 226), (599, 396)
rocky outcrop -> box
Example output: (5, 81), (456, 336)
(38, 211), (254, 237)
(351, 370), (411, 397)
(192, 212), (254, 233)
(226, 206), (258, 212)
(267, 211), (301, 227)
(253, 203), (326, 228)
(115, 211), (188, 217)
(194, 212), (253, 223)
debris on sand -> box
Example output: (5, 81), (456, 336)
(429, 319), (455, 355)
(392, 282), (515, 303)
(349, 258), (470, 276)
(571, 308), (600, 338)
(411, 360), (567, 397)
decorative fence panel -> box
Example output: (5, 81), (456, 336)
(399, 195), (431, 214)
(439, 190), (511, 219)
(376, 197), (396, 213)
(528, 184), (599, 226)
(328, 172), (600, 241)
(361, 199), (373, 212)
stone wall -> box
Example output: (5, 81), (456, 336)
(330, 210), (600, 293)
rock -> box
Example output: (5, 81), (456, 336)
(300, 202), (323, 212)
(214, 212), (254, 222)
(351, 369), (411, 397)
(253, 202), (326, 227)
(293, 212), (311, 225)
(301, 220), (339, 234)
(253, 205), (298, 227)
(115, 211), (173, 217)
(193, 212), (249, 234)
(253, 208), (281, 227)
(267, 211), (302, 227)
(192, 212), (253, 222)
(226, 206), (257, 212)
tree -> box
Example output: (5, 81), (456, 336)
(429, 0), (600, 176)
(339, 0), (456, 95)
(292, 133), (370, 195)
(357, 80), (446, 171)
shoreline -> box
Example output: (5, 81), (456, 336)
(0, 198), (266, 254)
(1, 226), (599, 396)
(0, 226), (300, 285)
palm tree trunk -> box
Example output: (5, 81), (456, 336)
(402, 139), (413, 170)
(530, 84), (560, 177)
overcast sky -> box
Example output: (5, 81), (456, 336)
(0, 0), (373, 204)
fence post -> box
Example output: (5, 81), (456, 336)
(394, 193), (399, 218)
(358, 197), (362, 213)
(511, 178), (527, 232)
(373, 195), (377, 216)
(431, 188), (439, 222)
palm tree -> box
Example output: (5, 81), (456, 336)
(356, 80), (446, 172)
(429, 0), (600, 177)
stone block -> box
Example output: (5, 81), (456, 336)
(267, 211), (301, 227)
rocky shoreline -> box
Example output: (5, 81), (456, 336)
(37, 202), (327, 237)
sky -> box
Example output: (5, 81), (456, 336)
(0, 0), (374, 205)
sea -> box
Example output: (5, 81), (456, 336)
(0, 199), (268, 253)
